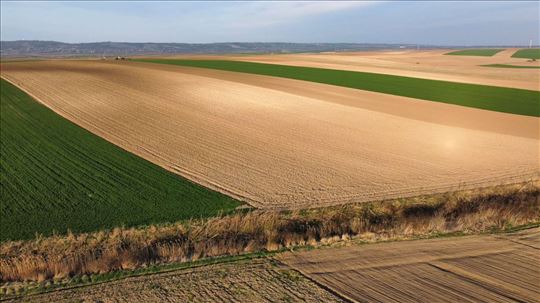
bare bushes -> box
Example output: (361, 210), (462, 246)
(1, 182), (538, 283)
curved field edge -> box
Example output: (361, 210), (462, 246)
(444, 49), (504, 56)
(0, 78), (240, 242)
(511, 48), (540, 60)
(135, 59), (540, 117)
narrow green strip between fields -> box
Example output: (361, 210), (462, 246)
(0, 79), (241, 241)
(136, 59), (540, 117)
(511, 48), (540, 60)
(445, 49), (504, 56)
(481, 64), (540, 69)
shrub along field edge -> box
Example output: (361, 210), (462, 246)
(1, 181), (538, 287)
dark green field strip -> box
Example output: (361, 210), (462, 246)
(0, 79), (240, 241)
(511, 49), (540, 60)
(481, 64), (540, 69)
(136, 59), (540, 117)
(445, 49), (504, 56)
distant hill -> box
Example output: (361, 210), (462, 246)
(1, 41), (429, 57)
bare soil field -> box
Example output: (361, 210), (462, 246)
(4, 259), (344, 303)
(1, 60), (538, 209)
(279, 228), (540, 303)
(227, 49), (540, 90)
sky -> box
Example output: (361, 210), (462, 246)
(1, 1), (539, 46)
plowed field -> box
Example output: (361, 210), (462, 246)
(280, 228), (540, 303)
(1, 60), (538, 209)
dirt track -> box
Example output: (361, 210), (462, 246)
(5, 259), (344, 303)
(1, 60), (538, 208)
(279, 228), (540, 303)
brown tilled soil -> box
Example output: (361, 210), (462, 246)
(230, 49), (540, 90)
(279, 228), (540, 303)
(1, 60), (538, 209)
(4, 259), (344, 303)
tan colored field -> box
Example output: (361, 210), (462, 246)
(280, 228), (540, 303)
(230, 49), (540, 90)
(5, 259), (344, 303)
(1, 60), (538, 208)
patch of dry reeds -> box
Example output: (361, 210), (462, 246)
(1, 181), (538, 283)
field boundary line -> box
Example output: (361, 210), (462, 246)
(0, 75), (258, 209)
(272, 258), (356, 303)
(0, 253), (273, 302)
(135, 59), (540, 116)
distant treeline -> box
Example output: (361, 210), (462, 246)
(1, 40), (529, 57)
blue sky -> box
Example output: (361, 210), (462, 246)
(1, 1), (538, 45)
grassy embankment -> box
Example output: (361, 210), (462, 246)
(445, 49), (504, 56)
(512, 48), (540, 60)
(0, 79), (240, 242)
(1, 181), (538, 288)
(136, 59), (540, 117)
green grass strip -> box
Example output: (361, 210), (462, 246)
(511, 48), (540, 60)
(0, 79), (240, 241)
(136, 59), (540, 117)
(481, 64), (540, 69)
(445, 49), (504, 56)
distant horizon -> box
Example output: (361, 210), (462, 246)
(2, 40), (539, 48)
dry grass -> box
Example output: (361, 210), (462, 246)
(1, 181), (538, 283)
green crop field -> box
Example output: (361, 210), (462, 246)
(0, 79), (240, 241)
(481, 64), (540, 69)
(136, 59), (540, 117)
(445, 49), (504, 56)
(511, 49), (540, 60)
